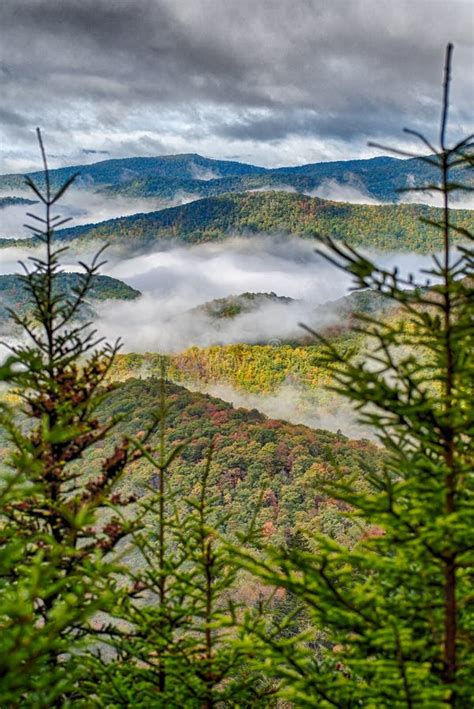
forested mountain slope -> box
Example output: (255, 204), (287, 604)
(0, 153), (267, 192)
(0, 272), (140, 328)
(1, 152), (471, 202)
(100, 154), (474, 202)
(0, 196), (37, 208)
(191, 291), (296, 319)
(78, 377), (381, 544)
(3, 191), (471, 252)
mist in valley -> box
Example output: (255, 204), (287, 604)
(83, 235), (434, 352)
(3, 172), (473, 244)
(0, 229), (442, 352)
(182, 379), (375, 440)
(0, 187), (199, 240)
(0, 195), (458, 439)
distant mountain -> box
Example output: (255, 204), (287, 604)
(0, 272), (140, 329)
(0, 154), (267, 192)
(273, 155), (473, 201)
(5, 191), (470, 253)
(1, 152), (471, 203)
(100, 155), (473, 203)
(0, 196), (37, 208)
(99, 173), (282, 200)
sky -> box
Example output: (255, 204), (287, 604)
(0, 0), (473, 173)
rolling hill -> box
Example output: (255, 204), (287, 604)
(2, 191), (470, 253)
(0, 272), (140, 329)
(0, 153), (267, 193)
(107, 288), (406, 436)
(100, 154), (474, 203)
(77, 376), (381, 543)
(0, 196), (37, 209)
(192, 291), (296, 320)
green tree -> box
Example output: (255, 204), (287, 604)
(0, 130), (138, 705)
(243, 44), (474, 707)
(79, 372), (273, 707)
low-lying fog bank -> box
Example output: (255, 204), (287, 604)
(0, 234), (440, 352)
(93, 236), (439, 352)
(180, 378), (375, 440)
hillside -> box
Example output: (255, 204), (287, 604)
(107, 288), (404, 434)
(81, 377), (381, 543)
(193, 289), (392, 325)
(3, 191), (471, 252)
(112, 342), (343, 396)
(192, 291), (296, 319)
(112, 288), (397, 394)
(273, 154), (473, 200)
(0, 272), (140, 328)
(0, 374), (380, 542)
(0, 196), (37, 208)
(100, 154), (474, 203)
(313, 288), (395, 320)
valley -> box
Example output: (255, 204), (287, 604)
(0, 151), (460, 440)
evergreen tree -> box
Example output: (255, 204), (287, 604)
(243, 44), (474, 707)
(0, 130), (139, 704)
(85, 374), (274, 707)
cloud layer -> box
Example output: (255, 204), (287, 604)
(1, 0), (473, 171)
(84, 235), (435, 352)
(0, 231), (441, 351)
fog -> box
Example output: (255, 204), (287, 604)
(2, 179), (472, 244)
(89, 236), (345, 351)
(0, 229), (451, 439)
(398, 185), (474, 210)
(183, 379), (374, 440)
(85, 235), (435, 353)
(309, 179), (383, 205)
(0, 187), (198, 239)
(307, 178), (474, 209)
(248, 184), (297, 194)
(0, 233), (439, 350)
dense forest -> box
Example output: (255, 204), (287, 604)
(68, 377), (380, 545)
(100, 153), (474, 203)
(112, 343), (343, 395)
(2, 190), (472, 253)
(192, 291), (296, 320)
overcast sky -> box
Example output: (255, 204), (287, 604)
(1, 0), (473, 173)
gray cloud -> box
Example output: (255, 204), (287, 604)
(0, 0), (473, 170)
(82, 149), (110, 155)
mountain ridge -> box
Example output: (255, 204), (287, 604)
(2, 152), (471, 203)
(1, 190), (470, 253)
